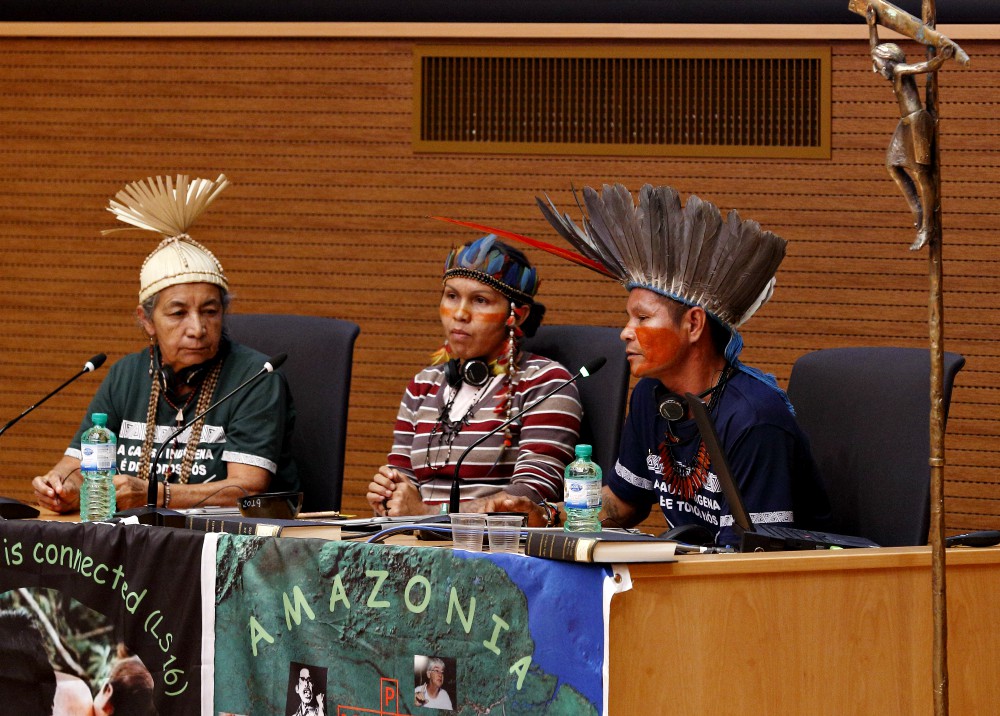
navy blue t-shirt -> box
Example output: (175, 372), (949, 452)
(608, 372), (829, 547)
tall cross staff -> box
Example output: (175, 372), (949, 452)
(848, 1), (968, 714)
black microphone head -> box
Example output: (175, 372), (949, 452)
(265, 353), (288, 372)
(579, 357), (607, 377)
(85, 353), (107, 372)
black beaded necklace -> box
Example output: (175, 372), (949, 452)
(424, 380), (491, 471)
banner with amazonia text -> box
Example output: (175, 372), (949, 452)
(0, 521), (612, 716)
(211, 536), (610, 716)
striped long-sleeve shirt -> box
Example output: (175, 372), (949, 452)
(387, 353), (582, 506)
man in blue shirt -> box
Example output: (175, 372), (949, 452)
(604, 285), (826, 546)
(483, 183), (828, 546)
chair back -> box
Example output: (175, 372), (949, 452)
(522, 325), (630, 480)
(226, 314), (360, 512)
(786, 347), (965, 546)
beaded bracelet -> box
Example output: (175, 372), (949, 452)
(162, 480), (172, 509)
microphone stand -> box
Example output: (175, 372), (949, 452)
(0, 353), (107, 438)
(115, 353), (287, 526)
(448, 357), (606, 515)
(0, 353), (106, 520)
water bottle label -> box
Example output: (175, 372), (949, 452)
(565, 478), (602, 509)
(81, 443), (115, 470)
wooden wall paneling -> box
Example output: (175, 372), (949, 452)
(0, 35), (997, 535)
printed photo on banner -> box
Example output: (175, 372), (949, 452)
(0, 588), (155, 715)
(286, 661), (327, 716)
(413, 654), (456, 710)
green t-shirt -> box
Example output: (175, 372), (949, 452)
(67, 340), (298, 492)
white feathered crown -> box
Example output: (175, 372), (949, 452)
(104, 174), (230, 302)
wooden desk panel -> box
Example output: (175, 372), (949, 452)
(609, 548), (1000, 715)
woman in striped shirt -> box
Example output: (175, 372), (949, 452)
(366, 235), (582, 517)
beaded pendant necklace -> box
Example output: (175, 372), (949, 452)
(657, 366), (731, 500)
(138, 346), (224, 485)
(161, 385), (198, 425)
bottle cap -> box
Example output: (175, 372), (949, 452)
(92, 413), (108, 427)
(574, 444), (593, 459)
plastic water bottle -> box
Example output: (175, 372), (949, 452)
(564, 444), (602, 532)
(80, 412), (117, 522)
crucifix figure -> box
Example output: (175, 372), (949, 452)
(853, 3), (971, 714)
(866, 3), (955, 250)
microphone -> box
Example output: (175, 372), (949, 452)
(0, 353), (107, 438)
(115, 353), (288, 526)
(0, 353), (106, 520)
(656, 365), (734, 421)
(448, 357), (606, 515)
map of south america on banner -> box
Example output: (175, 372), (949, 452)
(210, 535), (614, 716)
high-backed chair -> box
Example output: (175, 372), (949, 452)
(522, 325), (630, 480)
(786, 347), (965, 547)
(225, 314), (360, 512)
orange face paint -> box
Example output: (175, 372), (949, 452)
(439, 277), (512, 359)
(476, 311), (508, 323)
(439, 304), (506, 323)
(632, 324), (682, 377)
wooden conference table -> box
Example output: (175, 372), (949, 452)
(34, 511), (1000, 715)
(610, 545), (1000, 716)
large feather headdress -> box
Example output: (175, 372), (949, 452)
(104, 173), (231, 302)
(537, 183), (786, 329)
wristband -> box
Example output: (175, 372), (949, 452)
(539, 501), (560, 528)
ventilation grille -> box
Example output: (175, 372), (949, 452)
(415, 46), (830, 158)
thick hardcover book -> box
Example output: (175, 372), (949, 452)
(183, 514), (342, 540)
(523, 529), (678, 563)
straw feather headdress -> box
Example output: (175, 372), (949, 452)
(104, 174), (231, 302)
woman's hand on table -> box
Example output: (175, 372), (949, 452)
(113, 473), (152, 510)
(479, 493), (552, 527)
(32, 470), (81, 513)
(366, 466), (397, 515)
(367, 466), (434, 517)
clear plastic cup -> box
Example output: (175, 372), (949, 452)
(487, 514), (524, 553)
(449, 513), (487, 552)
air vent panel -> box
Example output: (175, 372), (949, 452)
(414, 45), (830, 158)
